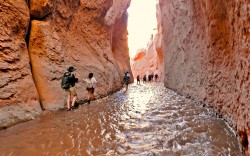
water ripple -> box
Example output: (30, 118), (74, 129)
(0, 83), (242, 156)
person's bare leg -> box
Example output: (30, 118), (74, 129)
(87, 91), (91, 104)
(71, 96), (77, 108)
(67, 95), (71, 110)
(91, 92), (94, 101)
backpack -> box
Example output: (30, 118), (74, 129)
(124, 74), (129, 83)
(61, 72), (71, 89)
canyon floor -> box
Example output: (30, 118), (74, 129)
(0, 82), (242, 155)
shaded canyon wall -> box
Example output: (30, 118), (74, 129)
(0, 0), (132, 128)
(159, 0), (249, 154)
(0, 0), (42, 128)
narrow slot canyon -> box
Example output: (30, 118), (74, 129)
(0, 0), (249, 155)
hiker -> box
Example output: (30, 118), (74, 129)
(124, 72), (130, 91)
(155, 74), (159, 82)
(84, 73), (97, 104)
(136, 75), (140, 84)
(148, 74), (151, 82)
(143, 75), (147, 83)
(61, 66), (78, 111)
(151, 73), (154, 81)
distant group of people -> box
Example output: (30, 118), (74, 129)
(136, 73), (159, 84)
(61, 66), (97, 111)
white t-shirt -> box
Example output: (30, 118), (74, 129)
(85, 77), (97, 88)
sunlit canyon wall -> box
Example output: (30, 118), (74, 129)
(0, 0), (132, 128)
(159, 0), (250, 154)
(131, 33), (164, 81)
(131, 3), (164, 81)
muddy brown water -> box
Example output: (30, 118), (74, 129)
(0, 83), (242, 156)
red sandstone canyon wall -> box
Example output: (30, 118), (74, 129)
(155, 3), (164, 81)
(131, 48), (147, 77)
(0, 0), (42, 128)
(0, 0), (132, 128)
(131, 33), (164, 81)
(28, 0), (132, 110)
(159, 0), (249, 154)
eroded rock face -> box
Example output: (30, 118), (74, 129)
(0, 0), (42, 128)
(112, 8), (133, 80)
(159, 0), (249, 154)
(29, 20), (64, 110)
(131, 34), (164, 81)
(105, 0), (131, 25)
(0, 0), (132, 127)
(29, 0), (132, 110)
(155, 2), (164, 81)
(131, 48), (147, 77)
(30, 0), (52, 19)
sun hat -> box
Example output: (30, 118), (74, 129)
(68, 66), (76, 72)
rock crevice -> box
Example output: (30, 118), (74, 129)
(0, 0), (42, 128)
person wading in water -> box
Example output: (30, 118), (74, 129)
(61, 66), (78, 111)
(84, 73), (97, 104)
(137, 75), (140, 85)
(124, 72), (130, 91)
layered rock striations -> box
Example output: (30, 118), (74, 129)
(0, 0), (42, 128)
(159, 0), (250, 154)
(0, 0), (132, 127)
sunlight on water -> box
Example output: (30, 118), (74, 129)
(0, 83), (242, 156)
(127, 85), (154, 115)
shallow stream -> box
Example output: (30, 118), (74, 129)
(0, 83), (242, 156)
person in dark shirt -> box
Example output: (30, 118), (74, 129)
(143, 75), (147, 83)
(124, 72), (130, 91)
(155, 74), (159, 82)
(64, 66), (78, 111)
(136, 75), (140, 84)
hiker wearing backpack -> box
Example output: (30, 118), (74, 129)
(84, 73), (97, 104)
(61, 66), (78, 111)
(124, 72), (130, 91)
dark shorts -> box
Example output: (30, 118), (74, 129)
(86, 87), (95, 93)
